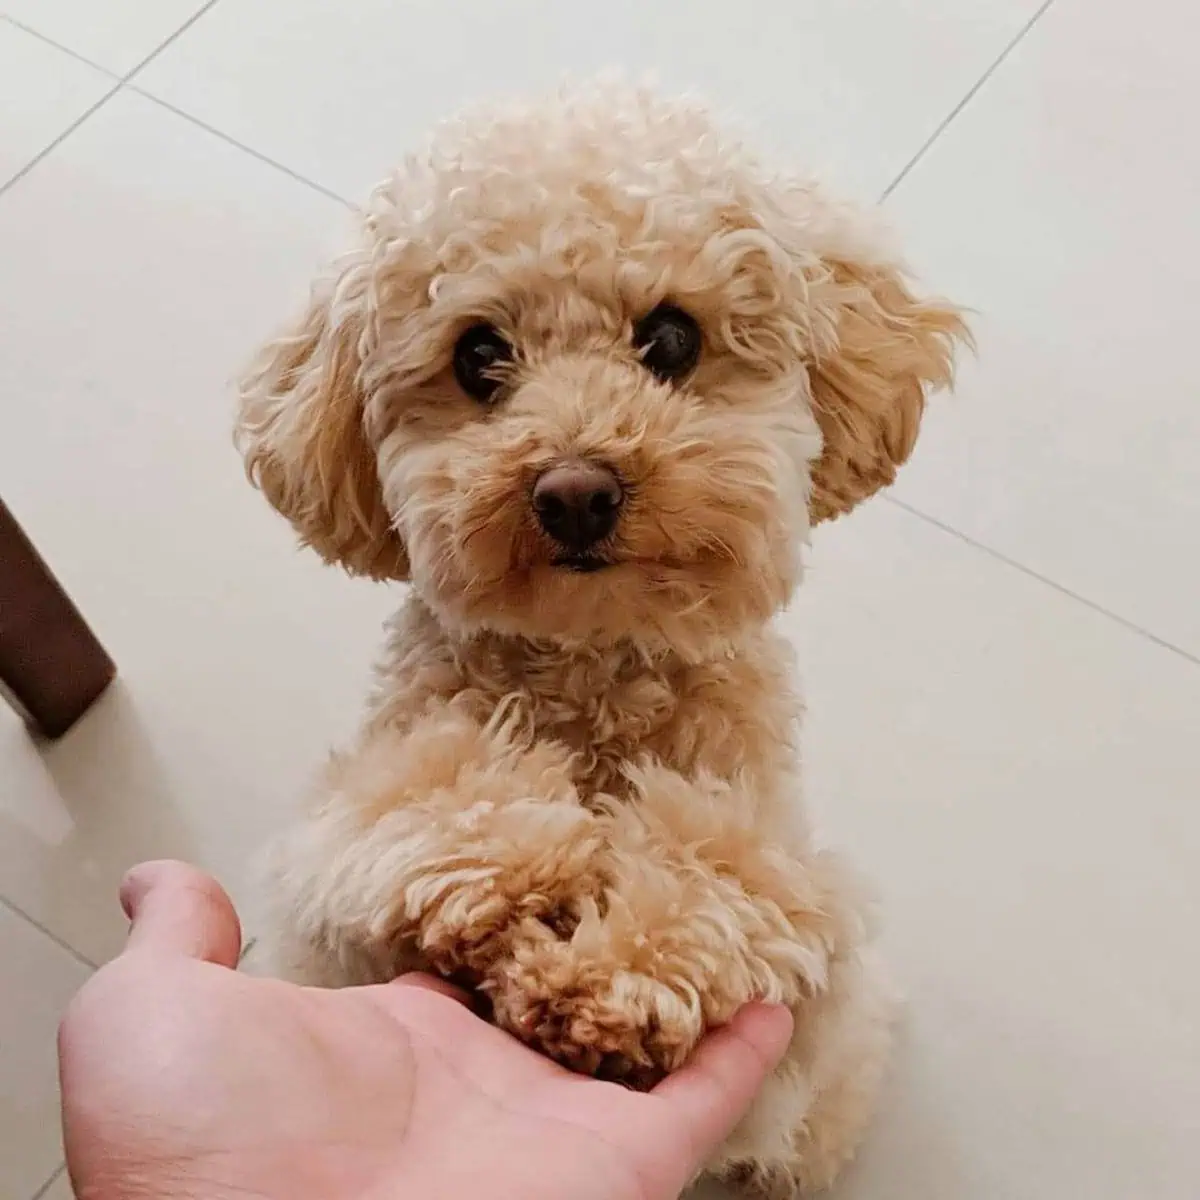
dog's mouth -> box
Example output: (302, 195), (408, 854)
(551, 554), (612, 574)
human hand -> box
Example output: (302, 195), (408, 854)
(59, 860), (793, 1200)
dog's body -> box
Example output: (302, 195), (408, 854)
(240, 84), (966, 1194)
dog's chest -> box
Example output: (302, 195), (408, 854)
(500, 657), (687, 796)
(489, 649), (796, 797)
(372, 605), (798, 799)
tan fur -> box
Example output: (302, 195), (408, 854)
(238, 274), (409, 579)
(808, 262), (967, 522)
(239, 82), (967, 1194)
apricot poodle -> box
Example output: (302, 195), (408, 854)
(237, 82), (967, 1195)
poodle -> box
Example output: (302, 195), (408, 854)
(236, 81), (967, 1195)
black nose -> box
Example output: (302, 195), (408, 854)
(532, 459), (624, 552)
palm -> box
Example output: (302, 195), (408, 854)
(352, 980), (704, 1200)
(59, 863), (789, 1200)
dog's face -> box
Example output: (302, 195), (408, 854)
(238, 87), (966, 655)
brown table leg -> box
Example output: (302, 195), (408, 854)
(0, 497), (116, 738)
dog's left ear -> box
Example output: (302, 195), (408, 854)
(806, 256), (969, 523)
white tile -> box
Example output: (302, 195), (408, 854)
(774, 499), (1199, 1199)
(0, 90), (396, 966)
(0, 20), (112, 190)
(2, 0), (209, 75)
(136, 0), (1044, 204)
(884, 0), (1200, 658)
(0, 908), (88, 1199)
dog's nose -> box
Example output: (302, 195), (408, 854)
(532, 459), (624, 551)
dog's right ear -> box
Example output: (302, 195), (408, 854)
(236, 259), (409, 581)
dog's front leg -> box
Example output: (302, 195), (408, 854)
(262, 707), (604, 988)
(486, 759), (848, 1087)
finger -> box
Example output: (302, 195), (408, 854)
(651, 1003), (794, 1161)
(120, 860), (242, 967)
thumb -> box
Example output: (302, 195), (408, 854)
(651, 1003), (793, 1168)
(120, 860), (242, 967)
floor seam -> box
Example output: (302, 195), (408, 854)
(879, 0), (1057, 202)
(871, 0), (1198, 670)
(0, 893), (98, 971)
(0, 0), (224, 201)
(128, 87), (355, 208)
(0, 13), (118, 76)
(884, 495), (1200, 668)
(0, 0), (348, 210)
(120, 0), (224, 84)
(0, 80), (123, 199)
(30, 1162), (66, 1200)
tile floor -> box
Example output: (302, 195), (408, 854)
(1, 2), (1196, 1197)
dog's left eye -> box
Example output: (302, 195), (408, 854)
(633, 304), (702, 381)
(453, 323), (513, 403)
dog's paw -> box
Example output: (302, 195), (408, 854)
(715, 1162), (803, 1199)
(487, 937), (704, 1089)
(418, 887), (590, 979)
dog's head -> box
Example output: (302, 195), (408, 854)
(238, 85), (967, 656)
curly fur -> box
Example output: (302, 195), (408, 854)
(238, 82), (967, 1194)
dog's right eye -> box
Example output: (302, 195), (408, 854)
(453, 323), (513, 403)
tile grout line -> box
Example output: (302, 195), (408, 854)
(30, 1162), (66, 1200)
(128, 88), (356, 209)
(0, 0), (350, 212)
(873, 0), (1200, 672)
(879, 0), (1057, 202)
(0, 0), (224, 201)
(119, 0), (224, 84)
(884, 496), (1200, 668)
(0, 893), (98, 971)
(0, 79), (123, 199)
(0, 13), (117, 76)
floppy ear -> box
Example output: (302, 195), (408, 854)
(235, 264), (409, 580)
(807, 258), (969, 523)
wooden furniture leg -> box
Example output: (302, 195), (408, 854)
(0, 497), (116, 738)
